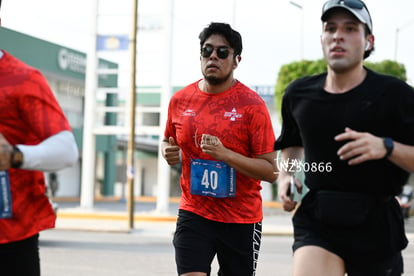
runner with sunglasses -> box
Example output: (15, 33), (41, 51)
(161, 22), (277, 276)
(275, 0), (414, 275)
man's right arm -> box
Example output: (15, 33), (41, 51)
(161, 137), (181, 166)
(278, 146), (304, 212)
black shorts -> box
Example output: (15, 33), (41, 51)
(294, 236), (403, 275)
(346, 252), (403, 276)
(0, 234), (40, 276)
(292, 192), (407, 276)
(173, 209), (262, 276)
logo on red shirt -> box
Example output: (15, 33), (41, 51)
(224, 108), (242, 121)
(182, 109), (196, 116)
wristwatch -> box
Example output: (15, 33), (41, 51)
(10, 146), (23, 168)
(383, 137), (394, 158)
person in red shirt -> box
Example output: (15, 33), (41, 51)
(0, 2), (79, 275)
(161, 22), (277, 276)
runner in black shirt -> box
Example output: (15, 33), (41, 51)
(275, 1), (414, 275)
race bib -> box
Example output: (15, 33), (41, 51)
(0, 171), (12, 218)
(190, 159), (236, 198)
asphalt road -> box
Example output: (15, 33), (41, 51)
(39, 229), (294, 276)
(48, 199), (414, 275)
(39, 228), (414, 276)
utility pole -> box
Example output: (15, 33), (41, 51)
(289, 1), (304, 60)
(394, 18), (414, 61)
(126, 0), (139, 230)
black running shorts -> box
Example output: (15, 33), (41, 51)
(173, 209), (262, 276)
(0, 234), (40, 276)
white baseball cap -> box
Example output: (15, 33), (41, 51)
(321, 0), (373, 33)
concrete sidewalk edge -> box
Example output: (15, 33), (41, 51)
(55, 203), (293, 235)
(53, 198), (414, 236)
(55, 211), (294, 236)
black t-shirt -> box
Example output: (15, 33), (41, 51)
(275, 68), (414, 195)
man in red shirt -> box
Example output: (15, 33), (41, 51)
(0, 1), (79, 275)
(161, 22), (277, 275)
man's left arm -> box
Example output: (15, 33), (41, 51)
(199, 135), (277, 183)
(388, 141), (414, 172)
(0, 130), (78, 171)
(222, 150), (277, 183)
(335, 127), (414, 172)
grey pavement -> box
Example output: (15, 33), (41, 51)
(53, 198), (414, 235)
(39, 229), (296, 276)
(45, 199), (414, 275)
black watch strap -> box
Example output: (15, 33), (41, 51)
(383, 137), (394, 158)
(11, 146), (23, 168)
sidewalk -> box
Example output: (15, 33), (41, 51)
(54, 197), (414, 237)
(54, 197), (294, 235)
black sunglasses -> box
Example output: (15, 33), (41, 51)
(323, 0), (365, 11)
(200, 46), (231, 59)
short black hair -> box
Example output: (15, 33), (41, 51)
(199, 22), (242, 57)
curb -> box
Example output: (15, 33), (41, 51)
(56, 200), (284, 224)
(54, 197), (284, 223)
(54, 200), (292, 235)
(57, 211), (178, 222)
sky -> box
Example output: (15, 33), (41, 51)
(2, 0), (414, 89)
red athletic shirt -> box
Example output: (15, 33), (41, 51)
(164, 80), (275, 223)
(0, 51), (72, 243)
